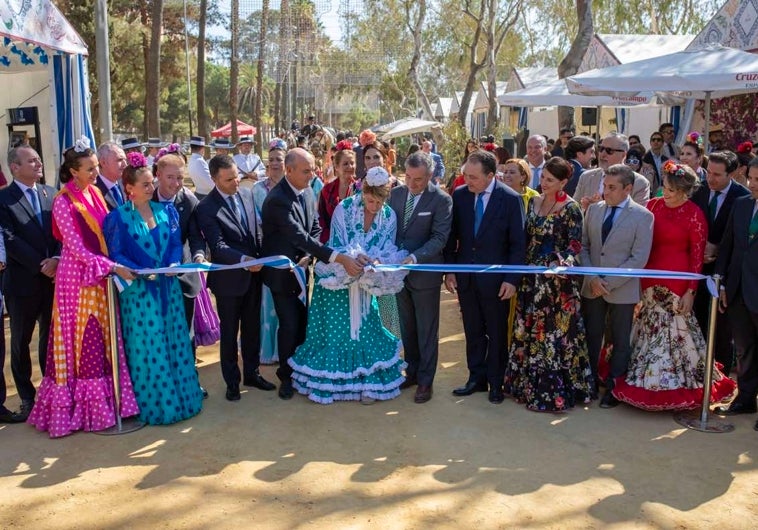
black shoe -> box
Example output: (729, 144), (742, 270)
(754, 419), (758, 432)
(452, 381), (488, 396)
(400, 376), (418, 390)
(278, 380), (294, 400)
(599, 392), (620, 409)
(414, 385), (433, 403)
(201, 386), (209, 399)
(488, 387), (505, 404)
(715, 402), (757, 416)
(17, 400), (33, 421)
(0, 409), (25, 423)
(225, 385), (241, 401)
(243, 371), (276, 391)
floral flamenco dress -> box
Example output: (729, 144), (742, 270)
(28, 183), (139, 438)
(612, 198), (736, 410)
(505, 200), (595, 412)
(288, 194), (408, 404)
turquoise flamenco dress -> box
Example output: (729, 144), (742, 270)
(103, 201), (203, 424)
(288, 194), (407, 404)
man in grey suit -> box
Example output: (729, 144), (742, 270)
(579, 164), (654, 408)
(574, 132), (650, 210)
(388, 151), (452, 403)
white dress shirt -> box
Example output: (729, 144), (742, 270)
(188, 153), (214, 195)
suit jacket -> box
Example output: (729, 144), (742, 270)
(95, 175), (125, 212)
(715, 195), (758, 312)
(579, 199), (654, 304)
(565, 159), (584, 198)
(691, 181), (749, 247)
(641, 151), (668, 192)
(0, 181), (60, 296)
(195, 186), (262, 297)
(574, 167), (650, 207)
(443, 180), (526, 294)
(261, 178), (333, 295)
(388, 182), (452, 290)
(153, 187), (204, 297)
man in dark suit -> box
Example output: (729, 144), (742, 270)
(715, 158), (758, 423)
(0, 145), (60, 420)
(388, 151), (452, 404)
(261, 148), (364, 400)
(0, 228), (22, 422)
(153, 156), (208, 398)
(579, 164), (654, 408)
(95, 142), (127, 211)
(444, 150), (526, 404)
(194, 155), (275, 401)
(692, 151), (749, 375)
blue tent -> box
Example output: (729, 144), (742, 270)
(0, 0), (95, 182)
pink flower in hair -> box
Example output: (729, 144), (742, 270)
(127, 152), (148, 169)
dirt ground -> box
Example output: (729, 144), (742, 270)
(2, 290), (758, 529)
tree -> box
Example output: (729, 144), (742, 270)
(146, 0), (164, 136)
(197, 0), (209, 138)
(456, 0), (523, 131)
(229, 0), (240, 141)
(404, 0), (434, 119)
(254, 0), (270, 155)
(556, 0), (593, 130)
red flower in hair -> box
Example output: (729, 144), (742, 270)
(737, 141), (753, 154)
(336, 140), (353, 151)
(483, 142), (497, 152)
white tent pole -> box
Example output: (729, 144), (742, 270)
(95, 0), (113, 142)
(703, 91), (712, 153)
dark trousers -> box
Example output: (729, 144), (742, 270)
(457, 286), (510, 388)
(5, 286), (53, 403)
(0, 297), (8, 413)
(694, 281), (734, 374)
(582, 296), (635, 388)
(396, 283), (441, 386)
(272, 292), (307, 383)
(215, 276), (261, 388)
(729, 294), (758, 407)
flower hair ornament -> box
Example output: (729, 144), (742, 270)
(662, 159), (686, 177)
(73, 136), (91, 153)
(686, 131), (703, 146)
(365, 166), (390, 187)
(154, 143), (183, 164)
(483, 142), (497, 152)
(737, 141), (753, 154)
(336, 139), (353, 151)
(269, 138), (287, 151)
(127, 152), (148, 169)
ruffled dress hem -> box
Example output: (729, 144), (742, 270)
(612, 374), (736, 412)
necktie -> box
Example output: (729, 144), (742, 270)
(601, 205), (618, 244)
(531, 167), (541, 189)
(474, 192), (485, 235)
(749, 209), (758, 240)
(297, 193), (308, 226)
(708, 190), (721, 222)
(111, 185), (124, 206)
(403, 192), (417, 229)
(26, 188), (42, 224)
(228, 194), (248, 233)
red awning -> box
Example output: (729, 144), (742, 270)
(210, 120), (257, 138)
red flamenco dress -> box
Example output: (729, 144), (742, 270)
(612, 198), (736, 410)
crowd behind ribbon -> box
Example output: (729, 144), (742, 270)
(1, 119), (757, 436)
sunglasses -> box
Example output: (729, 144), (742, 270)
(650, 137), (663, 142)
(625, 158), (640, 166)
(598, 146), (625, 155)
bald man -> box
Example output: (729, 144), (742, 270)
(260, 148), (364, 400)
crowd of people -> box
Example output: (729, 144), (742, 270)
(1, 119), (757, 437)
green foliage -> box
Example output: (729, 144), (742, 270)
(438, 120), (470, 177)
(341, 105), (380, 134)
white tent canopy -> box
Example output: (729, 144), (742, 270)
(380, 118), (441, 140)
(498, 78), (684, 108)
(566, 44), (758, 99)
(0, 0), (94, 182)
(566, 44), (758, 149)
